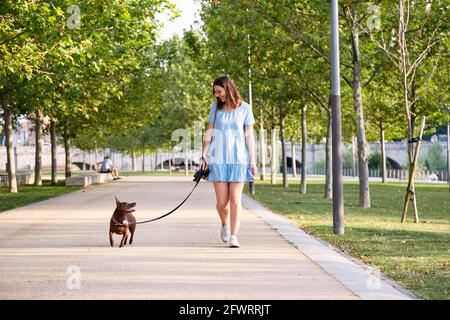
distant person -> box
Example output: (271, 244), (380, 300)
(425, 172), (438, 182)
(100, 156), (120, 180)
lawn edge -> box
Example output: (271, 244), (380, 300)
(0, 184), (86, 215)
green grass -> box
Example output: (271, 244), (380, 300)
(244, 180), (450, 300)
(0, 180), (82, 213)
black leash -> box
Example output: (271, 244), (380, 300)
(113, 168), (210, 226)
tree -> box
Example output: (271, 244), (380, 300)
(376, 0), (447, 222)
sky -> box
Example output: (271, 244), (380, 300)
(156, 0), (202, 41)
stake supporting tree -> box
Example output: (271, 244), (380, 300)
(401, 116), (426, 223)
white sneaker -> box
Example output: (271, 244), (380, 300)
(229, 235), (240, 248)
(221, 224), (230, 243)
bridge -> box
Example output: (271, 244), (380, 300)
(0, 140), (447, 173)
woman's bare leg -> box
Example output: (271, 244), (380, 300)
(213, 182), (230, 225)
(229, 182), (245, 236)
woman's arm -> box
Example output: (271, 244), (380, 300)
(245, 124), (257, 176)
(245, 124), (256, 164)
(200, 122), (214, 169)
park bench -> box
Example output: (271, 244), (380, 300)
(0, 170), (35, 187)
(65, 172), (114, 187)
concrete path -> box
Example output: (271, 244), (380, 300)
(0, 176), (414, 300)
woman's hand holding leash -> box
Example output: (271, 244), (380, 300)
(250, 162), (257, 176)
(194, 157), (210, 182)
(200, 156), (208, 171)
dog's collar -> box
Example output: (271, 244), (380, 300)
(112, 216), (128, 226)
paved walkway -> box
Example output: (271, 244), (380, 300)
(0, 176), (414, 299)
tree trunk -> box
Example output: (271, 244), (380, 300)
(447, 122), (450, 191)
(131, 150), (136, 171)
(259, 102), (266, 181)
(399, 0), (420, 222)
(410, 79), (417, 159)
(380, 120), (387, 183)
(324, 110), (332, 199)
(34, 111), (43, 186)
(149, 153), (152, 171)
(172, 152), (175, 174)
(184, 143), (189, 176)
(351, 136), (356, 177)
(270, 127), (277, 184)
(291, 139), (297, 178)
(50, 119), (58, 185)
(94, 142), (98, 170)
(3, 104), (18, 193)
(350, 17), (371, 208)
(142, 146), (145, 172)
(63, 124), (71, 178)
(260, 127), (267, 181)
(300, 105), (307, 194)
(399, 0), (413, 165)
(280, 106), (288, 188)
(401, 117), (426, 223)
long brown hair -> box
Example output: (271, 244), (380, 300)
(212, 75), (242, 110)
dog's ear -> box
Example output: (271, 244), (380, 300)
(115, 197), (121, 208)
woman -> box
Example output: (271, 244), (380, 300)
(199, 75), (257, 248)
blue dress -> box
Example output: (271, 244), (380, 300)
(206, 101), (255, 182)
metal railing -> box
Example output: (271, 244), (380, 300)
(284, 167), (449, 182)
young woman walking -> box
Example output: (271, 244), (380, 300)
(199, 75), (257, 248)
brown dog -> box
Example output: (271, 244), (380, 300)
(109, 197), (136, 247)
